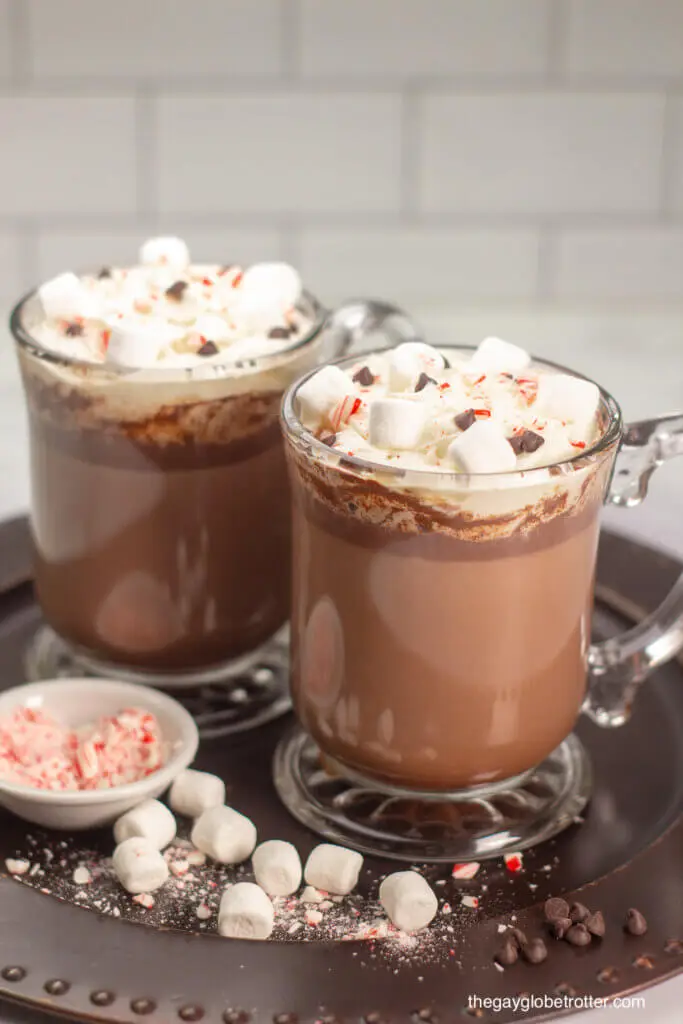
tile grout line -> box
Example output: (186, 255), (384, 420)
(134, 86), (158, 226)
(8, 0), (30, 87)
(546, 0), (569, 84)
(399, 89), (421, 217)
(536, 225), (558, 301)
(280, 0), (301, 80)
(659, 92), (679, 218)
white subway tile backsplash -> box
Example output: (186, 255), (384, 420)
(419, 93), (664, 214)
(0, 232), (25, 305)
(555, 229), (683, 299)
(300, 228), (540, 305)
(669, 98), (683, 212)
(566, 0), (683, 79)
(27, 0), (282, 79)
(300, 0), (549, 79)
(0, 97), (136, 215)
(0, 1), (12, 80)
(156, 93), (402, 214)
(36, 227), (285, 280)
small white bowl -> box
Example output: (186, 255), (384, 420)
(0, 677), (199, 830)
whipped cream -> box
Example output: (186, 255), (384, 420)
(29, 237), (313, 370)
(296, 339), (603, 474)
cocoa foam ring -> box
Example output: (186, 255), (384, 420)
(388, 342), (445, 391)
(468, 336), (531, 373)
(169, 768), (226, 819)
(38, 272), (102, 321)
(252, 840), (302, 897)
(296, 365), (357, 430)
(113, 799), (177, 850)
(301, 596), (345, 711)
(379, 871), (438, 933)
(190, 806), (257, 864)
(139, 236), (190, 268)
(304, 843), (363, 895)
(368, 397), (428, 450)
(112, 836), (170, 894)
(218, 882), (275, 940)
(535, 374), (601, 433)
(447, 418), (518, 473)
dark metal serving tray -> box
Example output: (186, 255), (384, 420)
(0, 518), (681, 1024)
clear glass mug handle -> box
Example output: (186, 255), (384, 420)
(324, 299), (421, 357)
(586, 413), (683, 726)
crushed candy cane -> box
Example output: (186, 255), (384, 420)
(461, 895), (479, 909)
(4, 858), (30, 876)
(451, 861), (481, 880)
(504, 852), (524, 873)
(0, 706), (166, 791)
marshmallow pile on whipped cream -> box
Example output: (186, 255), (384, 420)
(30, 236), (309, 369)
(296, 337), (602, 473)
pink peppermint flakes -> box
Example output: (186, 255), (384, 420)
(132, 893), (155, 909)
(504, 853), (524, 873)
(461, 895), (479, 909)
(451, 861), (481, 881)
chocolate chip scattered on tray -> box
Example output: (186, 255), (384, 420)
(569, 902), (590, 924)
(495, 938), (519, 966)
(165, 280), (189, 301)
(64, 322), (84, 337)
(319, 433), (337, 447)
(267, 326), (290, 339)
(414, 372), (436, 393)
(509, 927), (528, 949)
(565, 923), (592, 947)
(454, 408), (476, 431)
(585, 911), (605, 938)
(544, 897), (570, 922)
(97, 267), (112, 279)
(551, 917), (573, 940)
(522, 938), (548, 964)
(197, 340), (219, 357)
(352, 366), (375, 386)
(624, 908), (648, 936)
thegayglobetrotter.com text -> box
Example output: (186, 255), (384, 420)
(467, 993), (647, 1014)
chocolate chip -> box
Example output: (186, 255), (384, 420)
(454, 408), (476, 431)
(319, 433), (337, 447)
(415, 372), (436, 393)
(544, 897), (570, 922)
(352, 366), (375, 387)
(625, 909), (648, 936)
(596, 966), (619, 984)
(569, 902), (590, 924)
(565, 923), (592, 947)
(165, 280), (188, 301)
(495, 938), (518, 966)
(522, 939), (548, 964)
(585, 911), (605, 938)
(64, 322), (84, 337)
(508, 429), (545, 455)
(551, 917), (573, 940)
(267, 326), (290, 339)
(97, 267), (112, 279)
(509, 928), (528, 949)
(197, 340), (219, 357)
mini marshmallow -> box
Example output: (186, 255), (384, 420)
(379, 871), (438, 933)
(38, 272), (101, 321)
(106, 317), (185, 368)
(169, 768), (226, 819)
(469, 337), (531, 373)
(218, 882), (274, 940)
(388, 342), (445, 391)
(193, 313), (232, 344)
(448, 419), (517, 473)
(139, 236), (190, 268)
(239, 262), (301, 311)
(191, 806), (257, 864)
(112, 836), (169, 894)
(297, 365), (357, 429)
(368, 397), (427, 450)
(304, 843), (363, 896)
(113, 799), (176, 850)
(535, 374), (600, 433)
(252, 840), (302, 897)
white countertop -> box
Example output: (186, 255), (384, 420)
(0, 310), (681, 1021)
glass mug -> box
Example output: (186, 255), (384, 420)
(282, 348), (683, 798)
(11, 286), (417, 724)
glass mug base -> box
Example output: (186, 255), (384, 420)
(25, 624), (292, 737)
(273, 723), (592, 863)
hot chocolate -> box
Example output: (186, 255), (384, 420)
(13, 239), (325, 676)
(283, 340), (619, 791)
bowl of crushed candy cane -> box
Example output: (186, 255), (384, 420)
(0, 678), (198, 829)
